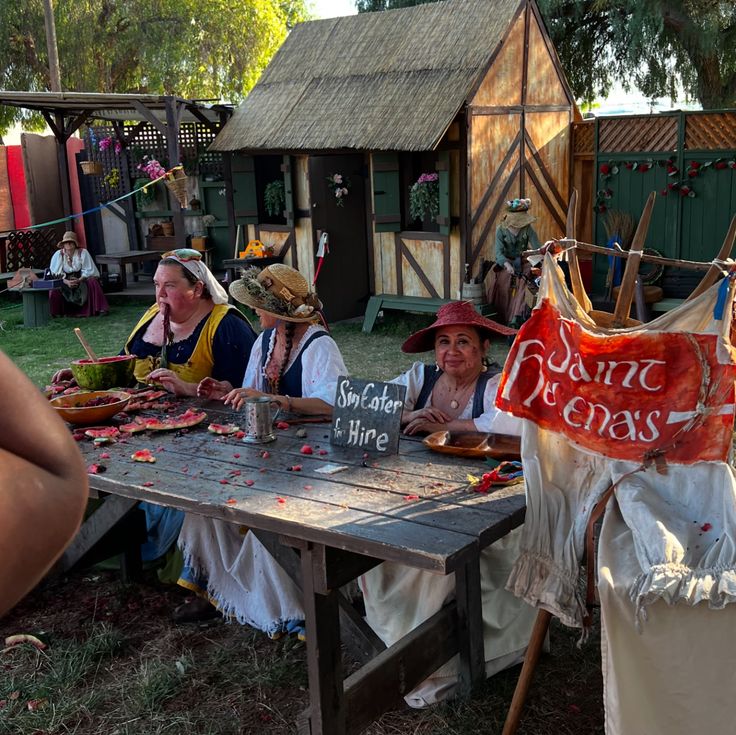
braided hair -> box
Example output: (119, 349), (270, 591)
(275, 322), (296, 393)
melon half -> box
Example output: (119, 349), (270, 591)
(71, 355), (136, 390)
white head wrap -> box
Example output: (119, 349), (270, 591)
(164, 253), (229, 305)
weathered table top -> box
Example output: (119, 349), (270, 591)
(77, 398), (525, 575)
(73, 396), (526, 735)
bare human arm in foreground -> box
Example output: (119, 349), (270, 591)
(0, 351), (88, 617)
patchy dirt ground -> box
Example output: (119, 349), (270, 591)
(0, 570), (604, 734)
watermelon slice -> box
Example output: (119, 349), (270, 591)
(120, 420), (148, 434)
(145, 409), (207, 431)
(84, 427), (120, 440)
(208, 423), (241, 435)
(131, 449), (156, 463)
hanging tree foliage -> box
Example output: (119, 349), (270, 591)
(538, 0), (736, 110)
(0, 0), (310, 134)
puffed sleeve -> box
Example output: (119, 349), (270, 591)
(474, 371), (523, 435)
(299, 335), (348, 405)
(78, 249), (100, 279)
(242, 331), (267, 390)
(49, 250), (63, 276)
(389, 361), (427, 410)
(210, 311), (257, 387)
(494, 225), (508, 266)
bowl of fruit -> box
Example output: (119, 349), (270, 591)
(49, 390), (131, 425)
(70, 355), (136, 390)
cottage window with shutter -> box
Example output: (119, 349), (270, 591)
(232, 154), (294, 227)
(370, 151), (450, 236)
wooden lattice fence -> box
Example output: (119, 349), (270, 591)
(5, 230), (57, 271)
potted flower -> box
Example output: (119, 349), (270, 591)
(326, 173), (350, 207)
(409, 172), (440, 223)
(263, 180), (285, 217)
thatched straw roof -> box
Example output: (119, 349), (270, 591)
(211, 0), (523, 153)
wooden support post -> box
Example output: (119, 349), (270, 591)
(564, 189), (589, 310)
(687, 214), (736, 301)
(501, 609), (552, 735)
(300, 542), (345, 735)
(611, 192), (656, 328)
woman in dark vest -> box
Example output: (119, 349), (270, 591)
(358, 300), (535, 708)
(396, 300), (521, 436)
(175, 264), (347, 628)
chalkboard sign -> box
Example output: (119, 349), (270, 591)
(331, 376), (406, 454)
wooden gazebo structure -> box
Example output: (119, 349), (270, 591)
(0, 92), (231, 261)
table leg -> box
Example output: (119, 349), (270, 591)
(301, 542), (345, 735)
(117, 263), (128, 291)
(454, 553), (485, 695)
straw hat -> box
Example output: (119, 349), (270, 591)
(57, 231), (79, 249)
(229, 264), (322, 323)
(502, 198), (536, 229)
(401, 301), (516, 353)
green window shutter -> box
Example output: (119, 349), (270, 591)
(436, 151), (450, 236)
(232, 153), (258, 225)
(281, 155), (294, 227)
(372, 152), (401, 233)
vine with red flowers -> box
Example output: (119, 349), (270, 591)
(594, 155), (736, 212)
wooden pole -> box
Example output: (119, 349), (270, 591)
(523, 241), (714, 272)
(43, 0), (62, 92)
(501, 609), (552, 735)
(565, 190), (588, 309)
(612, 192), (656, 328)
(686, 214), (736, 301)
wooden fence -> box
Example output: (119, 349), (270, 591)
(572, 110), (736, 295)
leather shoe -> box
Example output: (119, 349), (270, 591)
(172, 597), (219, 624)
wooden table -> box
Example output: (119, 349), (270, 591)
(71, 399), (525, 735)
(95, 250), (162, 290)
(20, 285), (60, 327)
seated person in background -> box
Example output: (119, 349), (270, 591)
(0, 349), (87, 617)
(174, 264), (347, 629)
(358, 300), (537, 708)
(487, 198), (542, 328)
(52, 249), (257, 570)
(49, 230), (110, 317)
(397, 300), (520, 436)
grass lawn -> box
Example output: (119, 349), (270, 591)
(0, 291), (604, 734)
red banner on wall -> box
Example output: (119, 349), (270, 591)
(496, 299), (736, 463)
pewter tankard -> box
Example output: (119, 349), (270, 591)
(242, 396), (281, 443)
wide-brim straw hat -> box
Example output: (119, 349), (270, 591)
(401, 301), (517, 353)
(502, 210), (537, 228)
(229, 263), (323, 323)
(57, 230), (79, 248)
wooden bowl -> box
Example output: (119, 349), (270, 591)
(49, 390), (131, 425)
(423, 431), (521, 460)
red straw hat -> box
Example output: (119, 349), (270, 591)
(401, 301), (517, 353)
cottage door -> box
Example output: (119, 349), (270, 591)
(308, 154), (369, 322)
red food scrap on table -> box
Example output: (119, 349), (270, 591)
(87, 464), (105, 474)
(131, 449), (156, 463)
(225, 497), (237, 505)
(318, 449), (328, 456)
(276, 421), (290, 430)
(142, 481), (154, 487)
(290, 464), (302, 472)
(219, 479), (230, 485)
(701, 522), (713, 532)
(404, 494), (420, 501)
(235, 431), (245, 439)
(100, 452), (111, 459)
(276, 497), (287, 504)
(245, 479), (254, 486)
(233, 453), (241, 458)
(300, 445), (313, 455)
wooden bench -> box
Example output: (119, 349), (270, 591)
(362, 294), (497, 333)
(95, 250), (162, 291)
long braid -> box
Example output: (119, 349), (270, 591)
(275, 322), (296, 394)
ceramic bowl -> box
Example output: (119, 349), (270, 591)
(49, 390), (131, 425)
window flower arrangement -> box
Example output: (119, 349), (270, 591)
(409, 172), (440, 222)
(326, 173), (350, 207)
(99, 135), (122, 155)
(263, 180), (285, 217)
(137, 156), (167, 180)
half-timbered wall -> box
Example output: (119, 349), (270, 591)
(467, 1), (573, 270)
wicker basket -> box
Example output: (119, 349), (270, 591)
(80, 160), (103, 176)
(165, 169), (189, 208)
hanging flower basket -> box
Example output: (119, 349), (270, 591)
(80, 160), (103, 176)
(165, 169), (189, 208)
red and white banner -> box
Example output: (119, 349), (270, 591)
(496, 299), (736, 463)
